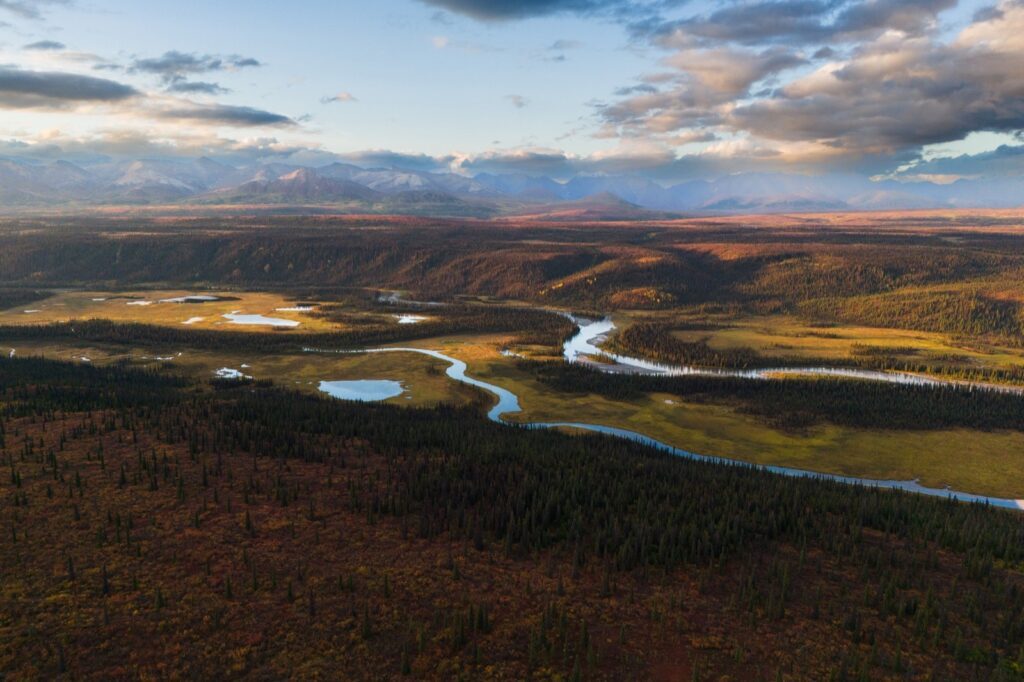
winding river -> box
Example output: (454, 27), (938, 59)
(306, 315), (1024, 510)
(564, 317), (1024, 394)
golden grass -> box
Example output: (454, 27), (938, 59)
(475, 360), (1024, 500)
(5, 340), (475, 408)
(0, 290), (338, 332)
(663, 313), (1024, 370)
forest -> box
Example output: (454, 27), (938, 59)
(611, 322), (1024, 385)
(522, 360), (1024, 431)
(3, 355), (1024, 679)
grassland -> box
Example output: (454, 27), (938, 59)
(0, 290), (339, 332)
(657, 312), (1024, 372)
(4, 338), (475, 409)
(476, 359), (1024, 500)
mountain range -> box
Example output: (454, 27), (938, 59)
(1, 155), (1021, 215)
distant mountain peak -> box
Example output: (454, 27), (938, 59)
(0, 155), (1020, 213)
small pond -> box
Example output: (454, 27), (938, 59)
(223, 312), (300, 328)
(318, 379), (405, 402)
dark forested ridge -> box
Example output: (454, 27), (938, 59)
(3, 214), (1024, 332)
(3, 355), (1024, 679)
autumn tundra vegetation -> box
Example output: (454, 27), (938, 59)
(3, 210), (1024, 679)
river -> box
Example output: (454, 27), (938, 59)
(305, 315), (1024, 510)
(564, 316), (1024, 394)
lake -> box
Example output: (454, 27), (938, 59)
(318, 379), (405, 401)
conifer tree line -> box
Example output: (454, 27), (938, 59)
(612, 322), (1024, 383)
(523, 360), (1024, 431)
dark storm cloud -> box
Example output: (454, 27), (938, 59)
(23, 39), (65, 50)
(157, 103), (295, 127)
(0, 66), (138, 107)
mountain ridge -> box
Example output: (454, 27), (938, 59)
(0, 155), (1020, 215)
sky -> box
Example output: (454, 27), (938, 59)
(0, 0), (1022, 183)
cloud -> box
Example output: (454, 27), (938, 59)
(335, 149), (457, 172)
(600, 46), (806, 135)
(430, 9), (453, 24)
(729, 5), (1024, 155)
(614, 83), (658, 96)
(419, 0), (662, 21)
(456, 147), (577, 175)
(24, 39), (65, 50)
(505, 94), (529, 108)
(549, 39), (583, 50)
(165, 80), (229, 95)
(832, 0), (956, 40)
(0, 0), (68, 20)
(452, 142), (677, 177)
(129, 51), (262, 96)
(0, 129), (325, 166)
(131, 51), (262, 83)
(597, 0), (1024, 172)
(897, 144), (1024, 178)
(429, 34), (503, 52)
(0, 62), (292, 131)
(0, 66), (138, 108)
(321, 91), (357, 104)
(155, 102), (296, 127)
(644, 0), (835, 47)
(641, 0), (956, 48)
